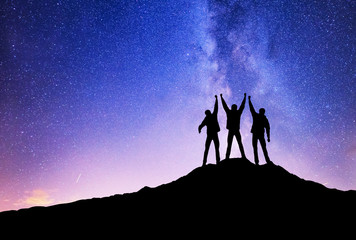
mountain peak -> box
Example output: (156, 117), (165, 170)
(1, 158), (355, 235)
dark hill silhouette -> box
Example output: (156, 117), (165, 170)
(1, 158), (355, 236)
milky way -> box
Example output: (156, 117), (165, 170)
(0, 0), (355, 211)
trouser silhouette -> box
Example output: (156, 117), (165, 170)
(203, 133), (220, 166)
(225, 130), (246, 159)
(252, 134), (271, 165)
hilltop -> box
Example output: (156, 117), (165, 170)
(1, 158), (355, 236)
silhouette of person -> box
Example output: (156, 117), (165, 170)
(220, 93), (247, 159)
(198, 95), (221, 166)
(248, 96), (272, 165)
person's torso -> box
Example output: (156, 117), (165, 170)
(205, 114), (220, 134)
(251, 114), (267, 135)
(226, 110), (241, 130)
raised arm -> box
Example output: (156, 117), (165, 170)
(238, 93), (246, 112)
(213, 95), (218, 115)
(248, 96), (257, 116)
(220, 94), (229, 113)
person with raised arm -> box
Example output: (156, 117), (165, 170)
(198, 95), (221, 166)
(248, 96), (272, 165)
(220, 93), (247, 160)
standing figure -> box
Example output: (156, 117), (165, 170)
(220, 93), (247, 159)
(248, 96), (272, 165)
(198, 95), (221, 166)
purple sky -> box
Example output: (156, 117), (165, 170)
(0, 0), (355, 211)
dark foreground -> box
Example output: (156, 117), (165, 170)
(1, 158), (355, 236)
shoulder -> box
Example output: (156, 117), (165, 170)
(264, 116), (270, 123)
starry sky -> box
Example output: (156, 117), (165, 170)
(0, 0), (355, 211)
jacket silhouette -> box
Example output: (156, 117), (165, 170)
(248, 96), (272, 165)
(220, 93), (247, 159)
(198, 95), (220, 166)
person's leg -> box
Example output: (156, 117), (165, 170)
(259, 137), (271, 164)
(235, 131), (246, 159)
(225, 131), (233, 159)
(203, 135), (212, 166)
(252, 134), (259, 165)
(213, 134), (220, 164)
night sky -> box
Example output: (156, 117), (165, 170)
(0, 0), (355, 211)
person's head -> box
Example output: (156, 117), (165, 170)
(205, 110), (212, 116)
(259, 108), (265, 115)
(231, 104), (237, 111)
